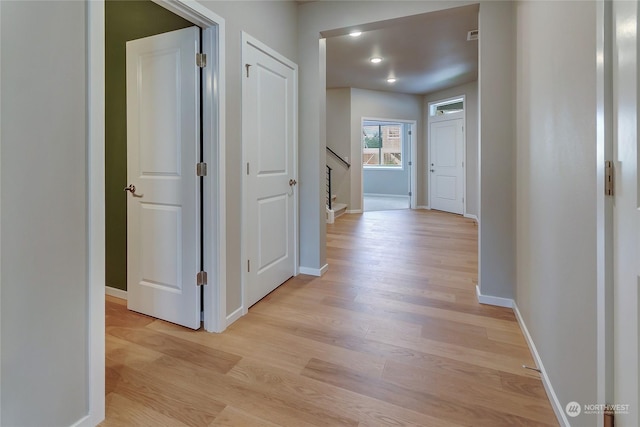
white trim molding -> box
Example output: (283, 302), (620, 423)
(513, 303), (569, 427)
(299, 264), (329, 277)
(105, 286), (127, 300)
(87, 1), (106, 425)
(475, 285), (514, 308)
(363, 193), (410, 198)
(226, 306), (244, 327)
(416, 205), (430, 210)
(464, 213), (479, 222)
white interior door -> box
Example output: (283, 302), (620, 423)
(429, 118), (464, 214)
(612, 0), (639, 424)
(243, 37), (297, 308)
(126, 27), (201, 330)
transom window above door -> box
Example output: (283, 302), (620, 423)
(429, 97), (464, 116)
(362, 121), (404, 167)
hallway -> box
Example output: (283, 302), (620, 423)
(103, 210), (557, 426)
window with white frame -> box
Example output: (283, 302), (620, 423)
(429, 98), (464, 116)
(362, 121), (403, 167)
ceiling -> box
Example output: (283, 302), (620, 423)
(325, 4), (479, 95)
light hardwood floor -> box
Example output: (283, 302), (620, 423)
(103, 209), (558, 426)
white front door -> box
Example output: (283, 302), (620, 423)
(429, 118), (464, 214)
(612, 0), (639, 423)
(125, 27), (201, 330)
(242, 36), (297, 308)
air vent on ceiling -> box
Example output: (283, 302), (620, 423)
(467, 30), (479, 41)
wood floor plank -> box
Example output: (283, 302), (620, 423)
(106, 364), (225, 426)
(140, 354), (358, 427)
(108, 326), (241, 373)
(103, 209), (557, 426)
(102, 392), (190, 427)
(226, 358), (459, 427)
(302, 358), (551, 427)
(381, 359), (557, 424)
(209, 406), (281, 427)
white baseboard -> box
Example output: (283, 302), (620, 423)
(475, 285), (513, 308)
(513, 303), (569, 427)
(464, 213), (479, 222)
(105, 286), (127, 300)
(346, 209), (362, 214)
(226, 306), (244, 327)
(71, 415), (91, 427)
(416, 205), (430, 210)
(364, 193), (410, 198)
(299, 264), (329, 276)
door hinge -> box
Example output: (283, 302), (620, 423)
(196, 53), (207, 68)
(196, 162), (207, 177)
(605, 160), (614, 196)
(196, 271), (208, 286)
(408, 130), (412, 135)
(246, 162), (250, 175)
(245, 64), (252, 78)
(247, 260), (250, 272)
(408, 191), (412, 196)
(408, 161), (412, 166)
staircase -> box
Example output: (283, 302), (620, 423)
(326, 194), (347, 224)
(326, 165), (347, 224)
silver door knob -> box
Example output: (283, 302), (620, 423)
(124, 184), (136, 193)
(289, 179), (297, 186)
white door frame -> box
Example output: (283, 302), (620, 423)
(87, 0), (226, 424)
(427, 95), (467, 214)
(595, 0), (614, 419)
(240, 32), (299, 317)
(360, 117), (417, 210)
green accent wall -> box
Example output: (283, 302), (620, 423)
(105, 0), (193, 290)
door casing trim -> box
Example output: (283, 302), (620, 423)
(427, 95), (467, 215)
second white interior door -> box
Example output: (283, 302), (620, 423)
(243, 36), (297, 308)
(429, 118), (464, 214)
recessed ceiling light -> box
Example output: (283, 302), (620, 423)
(370, 57), (383, 64)
(387, 78), (397, 83)
(349, 31), (362, 37)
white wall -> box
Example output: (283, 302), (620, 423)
(0, 1), (89, 425)
(326, 88), (351, 206)
(424, 81), (478, 216)
(351, 89), (421, 204)
(198, 1), (298, 315)
(515, 1), (598, 425)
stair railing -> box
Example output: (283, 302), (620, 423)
(326, 146), (351, 168)
(326, 165), (332, 210)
